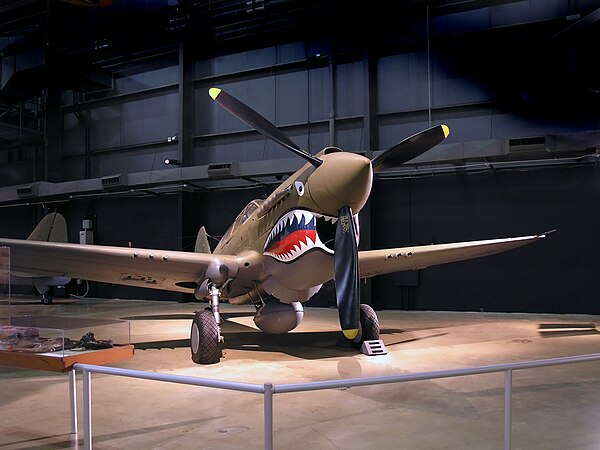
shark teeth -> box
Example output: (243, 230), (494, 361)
(315, 213), (338, 225)
(266, 210), (315, 244)
(264, 209), (335, 262)
(263, 209), (360, 263)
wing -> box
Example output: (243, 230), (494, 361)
(358, 231), (551, 279)
(0, 238), (262, 294)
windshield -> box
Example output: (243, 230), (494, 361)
(220, 199), (263, 243)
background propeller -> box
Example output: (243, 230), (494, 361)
(371, 124), (449, 172)
(209, 88), (322, 168)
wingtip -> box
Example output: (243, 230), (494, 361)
(209, 87), (221, 100)
(540, 229), (557, 238)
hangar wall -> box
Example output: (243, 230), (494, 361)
(49, 0), (600, 184)
(0, 0), (599, 312)
(371, 164), (600, 314)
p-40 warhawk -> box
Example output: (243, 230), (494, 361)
(0, 88), (550, 364)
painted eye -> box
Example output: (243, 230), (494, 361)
(294, 181), (305, 196)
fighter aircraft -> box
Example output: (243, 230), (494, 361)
(0, 88), (550, 364)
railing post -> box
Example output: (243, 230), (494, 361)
(264, 383), (273, 450)
(504, 369), (513, 450)
(82, 368), (92, 450)
(69, 369), (78, 434)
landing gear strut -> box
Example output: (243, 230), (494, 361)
(190, 284), (223, 364)
(37, 286), (54, 305)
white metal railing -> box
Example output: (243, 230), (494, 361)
(73, 352), (600, 450)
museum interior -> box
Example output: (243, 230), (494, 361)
(1, 1), (600, 449)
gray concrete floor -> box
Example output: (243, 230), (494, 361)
(2, 295), (600, 449)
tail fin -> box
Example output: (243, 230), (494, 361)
(194, 226), (211, 254)
(27, 212), (68, 243)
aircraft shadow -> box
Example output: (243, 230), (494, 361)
(130, 314), (449, 360)
(0, 300), (37, 306)
(134, 339), (190, 350)
(222, 327), (449, 359)
(383, 332), (449, 347)
(122, 314), (196, 320)
(120, 310), (454, 359)
(120, 312), (257, 321)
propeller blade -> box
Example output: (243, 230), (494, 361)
(334, 206), (360, 340)
(371, 124), (450, 173)
(209, 88), (322, 168)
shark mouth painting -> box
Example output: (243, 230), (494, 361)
(264, 209), (359, 263)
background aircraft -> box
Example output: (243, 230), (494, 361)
(3, 212), (71, 305)
(0, 88), (549, 364)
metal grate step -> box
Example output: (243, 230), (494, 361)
(360, 339), (387, 356)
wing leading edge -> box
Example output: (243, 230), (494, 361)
(0, 238), (262, 294)
(1, 222), (551, 297)
(358, 231), (552, 279)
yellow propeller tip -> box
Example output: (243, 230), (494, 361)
(441, 124), (450, 138)
(209, 87), (221, 100)
(342, 329), (360, 340)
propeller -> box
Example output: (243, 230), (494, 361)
(208, 87), (450, 343)
(371, 124), (449, 172)
(334, 206), (361, 340)
(209, 88), (322, 168)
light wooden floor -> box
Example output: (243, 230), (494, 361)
(2, 295), (600, 449)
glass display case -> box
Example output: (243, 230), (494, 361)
(0, 246), (134, 371)
(0, 246), (10, 324)
(0, 317), (132, 371)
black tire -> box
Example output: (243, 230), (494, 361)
(190, 310), (222, 364)
(359, 304), (380, 341)
(41, 293), (53, 305)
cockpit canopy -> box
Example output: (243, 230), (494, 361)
(220, 199), (263, 244)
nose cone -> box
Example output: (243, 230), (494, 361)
(306, 152), (373, 215)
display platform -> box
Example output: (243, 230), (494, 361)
(0, 314), (133, 372)
(0, 344), (134, 372)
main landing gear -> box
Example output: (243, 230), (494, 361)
(36, 286), (54, 305)
(358, 303), (380, 342)
(189, 287), (382, 363)
(338, 303), (381, 349)
(355, 304), (387, 356)
(190, 284), (223, 364)
(41, 292), (53, 305)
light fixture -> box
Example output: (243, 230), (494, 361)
(164, 158), (181, 166)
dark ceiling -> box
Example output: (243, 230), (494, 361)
(1, 1), (599, 116)
(0, 0), (598, 173)
(4, 0), (581, 67)
(0, 0), (407, 66)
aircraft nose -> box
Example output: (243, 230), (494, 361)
(306, 152), (373, 215)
